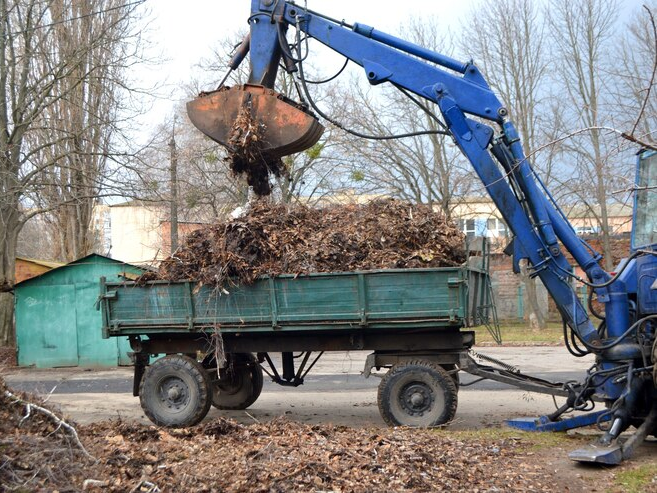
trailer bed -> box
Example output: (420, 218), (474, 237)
(101, 267), (487, 336)
(99, 265), (495, 429)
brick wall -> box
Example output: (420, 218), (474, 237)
(488, 253), (549, 321)
(489, 237), (632, 321)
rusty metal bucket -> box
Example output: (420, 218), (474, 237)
(186, 84), (325, 158)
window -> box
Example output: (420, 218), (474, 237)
(486, 217), (508, 238)
(457, 218), (478, 237)
(634, 152), (657, 248)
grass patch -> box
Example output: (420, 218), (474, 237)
(431, 427), (588, 450)
(473, 322), (565, 345)
(613, 464), (657, 493)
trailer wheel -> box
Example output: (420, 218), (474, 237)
(211, 353), (264, 410)
(441, 364), (460, 387)
(139, 354), (212, 427)
(378, 360), (457, 427)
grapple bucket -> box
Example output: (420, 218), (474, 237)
(186, 84), (324, 158)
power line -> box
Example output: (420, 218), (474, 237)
(5, 0), (146, 37)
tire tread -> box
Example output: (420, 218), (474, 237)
(139, 354), (212, 427)
(377, 359), (458, 427)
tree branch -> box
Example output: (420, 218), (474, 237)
(630, 5), (657, 137)
(4, 388), (96, 461)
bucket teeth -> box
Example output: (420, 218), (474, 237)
(186, 84), (325, 158)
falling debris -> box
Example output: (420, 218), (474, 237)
(227, 102), (288, 196)
(143, 199), (466, 288)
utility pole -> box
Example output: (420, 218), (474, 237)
(169, 119), (179, 253)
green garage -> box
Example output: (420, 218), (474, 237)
(15, 254), (145, 368)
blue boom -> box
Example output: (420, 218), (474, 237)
(190, 0), (657, 464)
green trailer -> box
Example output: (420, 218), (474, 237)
(100, 264), (496, 428)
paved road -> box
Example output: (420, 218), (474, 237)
(3, 346), (596, 429)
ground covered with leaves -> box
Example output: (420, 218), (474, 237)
(0, 346), (16, 367)
(0, 379), (559, 492)
(143, 199), (465, 288)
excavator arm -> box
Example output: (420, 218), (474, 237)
(187, 0), (657, 464)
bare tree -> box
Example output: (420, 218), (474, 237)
(0, 0), (145, 346)
(615, 2), (657, 141)
(16, 216), (52, 259)
(26, 0), (143, 262)
(459, 0), (563, 182)
(141, 108), (250, 227)
(547, 0), (628, 270)
(338, 87), (470, 215)
(460, 0), (551, 329)
(334, 17), (474, 217)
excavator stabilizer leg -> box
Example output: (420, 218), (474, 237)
(569, 404), (657, 464)
(186, 84), (324, 158)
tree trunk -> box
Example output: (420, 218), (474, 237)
(169, 132), (179, 253)
(592, 129), (614, 271)
(520, 259), (546, 331)
(0, 201), (19, 347)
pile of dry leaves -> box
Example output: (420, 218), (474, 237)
(0, 380), (556, 492)
(146, 199), (465, 288)
(0, 378), (91, 490)
(0, 346), (16, 367)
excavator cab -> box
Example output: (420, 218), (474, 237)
(633, 150), (657, 250)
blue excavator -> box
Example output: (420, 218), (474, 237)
(186, 1), (657, 464)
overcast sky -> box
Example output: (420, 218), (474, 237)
(136, 0), (645, 133)
(146, 0), (476, 80)
(136, 0), (483, 130)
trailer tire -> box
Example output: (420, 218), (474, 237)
(211, 353), (264, 410)
(378, 360), (457, 427)
(441, 364), (460, 387)
(139, 354), (212, 427)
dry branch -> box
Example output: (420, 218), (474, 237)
(629, 5), (657, 139)
(4, 389), (96, 461)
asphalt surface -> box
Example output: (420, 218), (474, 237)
(6, 370), (588, 395)
(3, 346), (597, 429)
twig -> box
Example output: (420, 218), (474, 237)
(212, 330), (226, 370)
(18, 403), (32, 427)
(4, 389), (96, 461)
(529, 126), (656, 157)
(251, 440), (273, 460)
(129, 479), (161, 493)
(630, 6), (657, 137)
(83, 479), (109, 489)
(244, 411), (260, 423)
(620, 130), (657, 151)
(271, 464), (310, 483)
(611, 184), (657, 195)
(42, 384), (59, 403)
